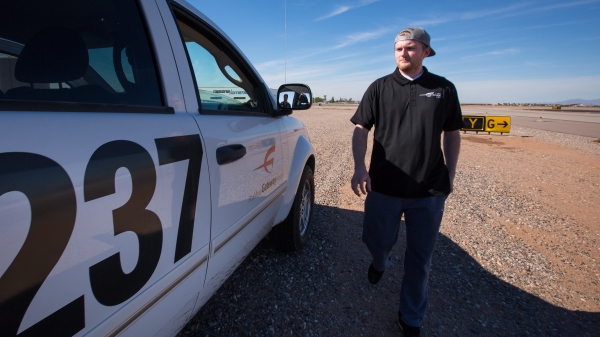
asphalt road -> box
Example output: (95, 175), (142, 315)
(462, 107), (600, 138)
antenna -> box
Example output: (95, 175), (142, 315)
(284, 0), (287, 83)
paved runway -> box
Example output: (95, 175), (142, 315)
(462, 107), (600, 138)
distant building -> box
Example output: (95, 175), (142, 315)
(200, 87), (250, 102)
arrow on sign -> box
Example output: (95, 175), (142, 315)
(498, 121), (508, 128)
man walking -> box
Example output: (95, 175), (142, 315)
(350, 27), (462, 336)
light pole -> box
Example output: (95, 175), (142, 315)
(284, 0), (287, 83)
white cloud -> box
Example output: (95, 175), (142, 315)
(317, 6), (351, 21)
(409, 17), (453, 27)
(500, 0), (599, 18)
(460, 3), (530, 19)
(455, 76), (600, 103)
(409, 2), (530, 27)
(256, 26), (393, 70)
(461, 48), (520, 59)
(315, 0), (380, 21)
(520, 20), (587, 31)
(330, 27), (392, 50)
(315, 52), (373, 63)
(410, 1), (597, 27)
(255, 59), (284, 70)
(433, 39), (509, 55)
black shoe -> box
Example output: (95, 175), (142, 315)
(367, 263), (384, 284)
(398, 311), (421, 337)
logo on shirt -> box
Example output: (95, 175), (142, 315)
(419, 92), (442, 98)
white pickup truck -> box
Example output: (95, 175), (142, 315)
(0, 0), (316, 336)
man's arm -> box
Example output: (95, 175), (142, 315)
(442, 130), (461, 192)
(351, 125), (371, 196)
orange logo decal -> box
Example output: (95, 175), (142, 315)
(254, 145), (276, 173)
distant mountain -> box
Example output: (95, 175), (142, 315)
(555, 98), (600, 105)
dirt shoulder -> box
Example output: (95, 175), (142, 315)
(179, 107), (600, 337)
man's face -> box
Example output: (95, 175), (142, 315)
(394, 39), (430, 73)
(284, 94), (288, 102)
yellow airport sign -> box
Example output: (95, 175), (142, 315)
(462, 116), (485, 131)
(485, 116), (511, 133)
(461, 115), (511, 134)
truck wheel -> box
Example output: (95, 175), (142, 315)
(272, 165), (314, 251)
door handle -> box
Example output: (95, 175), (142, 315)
(216, 144), (246, 165)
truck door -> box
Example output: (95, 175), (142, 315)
(0, 1), (210, 336)
(160, 2), (287, 295)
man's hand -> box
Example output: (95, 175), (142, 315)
(351, 166), (371, 196)
(351, 125), (371, 196)
(448, 171), (456, 192)
(443, 130), (461, 193)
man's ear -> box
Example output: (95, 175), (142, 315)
(424, 46), (431, 57)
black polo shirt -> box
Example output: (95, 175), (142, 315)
(351, 67), (463, 198)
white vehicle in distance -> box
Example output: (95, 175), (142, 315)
(0, 0), (315, 336)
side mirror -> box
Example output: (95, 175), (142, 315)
(277, 83), (312, 112)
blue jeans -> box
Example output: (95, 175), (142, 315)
(362, 191), (448, 327)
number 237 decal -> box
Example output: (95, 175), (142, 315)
(0, 135), (202, 337)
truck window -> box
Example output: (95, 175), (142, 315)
(0, 0), (163, 108)
(173, 16), (263, 113)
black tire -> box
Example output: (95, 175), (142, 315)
(271, 165), (314, 251)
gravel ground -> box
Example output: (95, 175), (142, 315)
(178, 107), (600, 336)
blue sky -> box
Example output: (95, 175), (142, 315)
(188, 0), (600, 103)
